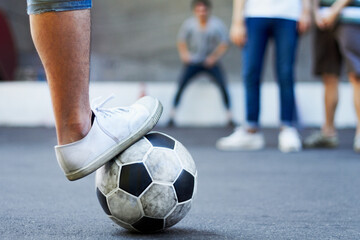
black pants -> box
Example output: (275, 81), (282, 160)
(173, 63), (231, 109)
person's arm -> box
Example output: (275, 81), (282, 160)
(204, 43), (228, 67)
(298, 0), (312, 34)
(177, 41), (191, 64)
(177, 20), (192, 64)
(317, 0), (352, 29)
(230, 0), (247, 47)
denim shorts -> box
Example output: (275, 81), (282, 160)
(27, 0), (92, 15)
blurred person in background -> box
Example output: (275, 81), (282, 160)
(168, 0), (234, 127)
(304, 0), (360, 152)
(216, 0), (311, 152)
(27, 0), (162, 181)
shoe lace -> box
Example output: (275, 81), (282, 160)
(92, 95), (129, 118)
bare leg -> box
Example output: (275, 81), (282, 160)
(322, 74), (339, 136)
(349, 73), (360, 136)
(29, 10), (91, 145)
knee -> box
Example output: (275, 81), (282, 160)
(27, 0), (92, 15)
(243, 66), (261, 87)
(244, 75), (260, 89)
(278, 63), (293, 79)
(277, 68), (294, 88)
(349, 73), (360, 86)
(323, 74), (339, 88)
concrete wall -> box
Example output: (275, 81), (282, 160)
(0, 81), (357, 128)
(0, 1), (353, 128)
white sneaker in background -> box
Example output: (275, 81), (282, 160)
(55, 95), (163, 181)
(353, 135), (360, 152)
(216, 127), (265, 151)
(278, 127), (302, 153)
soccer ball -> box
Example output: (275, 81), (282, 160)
(95, 132), (197, 233)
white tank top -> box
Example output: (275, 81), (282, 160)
(245, 0), (302, 21)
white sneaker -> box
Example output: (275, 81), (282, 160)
(354, 135), (360, 152)
(55, 95), (163, 181)
(278, 127), (302, 153)
(216, 127), (265, 151)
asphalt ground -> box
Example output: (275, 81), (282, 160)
(0, 127), (360, 240)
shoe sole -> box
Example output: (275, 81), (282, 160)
(216, 142), (265, 151)
(279, 145), (302, 153)
(303, 143), (338, 149)
(66, 99), (163, 181)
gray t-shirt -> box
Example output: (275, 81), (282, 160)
(178, 16), (229, 64)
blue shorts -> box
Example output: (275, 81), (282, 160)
(27, 0), (92, 15)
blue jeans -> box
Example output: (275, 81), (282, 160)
(27, 0), (92, 15)
(173, 63), (231, 110)
(243, 17), (298, 128)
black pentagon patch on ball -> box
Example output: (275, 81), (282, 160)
(119, 163), (152, 197)
(174, 170), (195, 203)
(132, 217), (164, 233)
(96, 188), (111, 215)
(145, 132), (175, 149)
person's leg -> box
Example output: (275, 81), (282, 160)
(173, 64), (201, 108)
(205, 64), (233, 125)
(349, 74), (360, 135)
(273, 18), (298, 127)
(322, 74), (339, 135)
(30, 10), (91, 145)
(304, 74), (339, 148)
(315, 26), (342, 137)
(169, 64), (201, 124)
(205, 64), (231, 109)
(273, 18), (302, 152)
(216, 18), (269, 151)
(242, 17), (270, 131)
(337, 24), (360, 150)
(27, 1), (163, 180)
(304, 26), (342, 148)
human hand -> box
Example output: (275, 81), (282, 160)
(204, 56), (217, 68)
(317, 8), (339, 29)
(297, 11), (311, 34)
(230, 22), (247, 47)
(181, 53), (192, 64)
(314, 9), (327, 29)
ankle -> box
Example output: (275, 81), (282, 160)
(322, 125), (336, 137)
(247, 128), (258, 134)
(356, 126), (360, 137)
(56, 113), (92, 145)
(280, 125), (294, 131)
